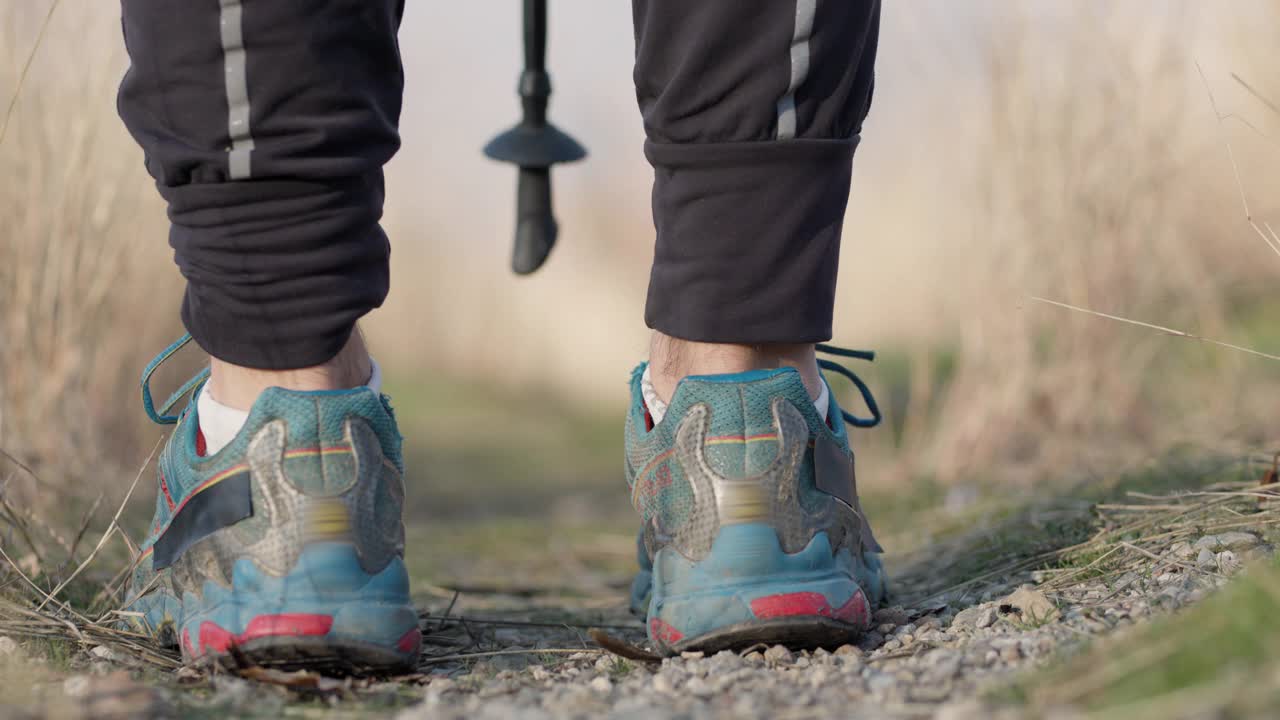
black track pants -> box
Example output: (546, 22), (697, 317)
(118, 1), (879, 369)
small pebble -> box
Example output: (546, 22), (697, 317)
(975, 607), (998, 629)
(763, 645), (793, 664)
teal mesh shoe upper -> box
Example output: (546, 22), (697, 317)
(123, 337), (410, 647)
(624, 360), (883, 567)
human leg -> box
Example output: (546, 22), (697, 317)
(627, 0), (887, 653)
(117, 0), (418, 671)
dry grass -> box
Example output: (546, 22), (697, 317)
(1, 3), (1279, 546)
(0, 1), (177, 500)
(869, 4), (1280, 485)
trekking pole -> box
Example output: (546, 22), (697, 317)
(483, 0), (586, 274)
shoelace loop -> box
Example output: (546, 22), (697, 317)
(816, 343), (882, 429)
(141, 333), (208, 425)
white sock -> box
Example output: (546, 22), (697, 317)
(196, 357), (382, 456)
(640, 365), (829, 426)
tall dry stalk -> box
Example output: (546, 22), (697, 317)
(0, 2), (178, 509)
(920, 6), (1271, 481)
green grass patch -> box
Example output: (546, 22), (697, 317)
(1015, 556), (1280, 718)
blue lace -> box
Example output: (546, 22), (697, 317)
(816, 343), (882, 429)
(141, 333), (208, 425)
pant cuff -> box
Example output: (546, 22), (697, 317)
(643, 138), (857, 344)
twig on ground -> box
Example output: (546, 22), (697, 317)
(418, 647), (603, 667)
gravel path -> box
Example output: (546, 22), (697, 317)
(398, 563), (1256, 720)
(14, 470), (1278, 719)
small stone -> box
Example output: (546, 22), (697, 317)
(708, 649), (741, 670)
(897, 634), (915, 646)
(872, 606), (911, 626)
(679, 651), (704, 661)
(1170, 541), (1196, 559)
(1197, 547), (1217, 568)
(859, 631), (885, 651)
(1194, 535), (1222, 552)
(916, 616), (944, 632)
(743, 651), (764, 664)
(63, 675), (91, 698)
(834, 644), (861, 657)
(806, 666), (832, 688)
(589, 676), (612, 693)
(1217, 550), (1241, 574)
(763, 644), (793, 664)
(866, 673), (897, 695)
(1000, 644), (1021, 662)
(684, 677), (714, 697)
(877, 623), (898, 635)
(89, 645), (118, 663)
(1217, 532), (1261, 551)
(530, 666), (550, 682)
(652, 674), (674, 693)
(1000, 586), (1060, 623)
(951, 606), (984, 629)
(975, 607), (998, 629)
(882, 639), (902, 652)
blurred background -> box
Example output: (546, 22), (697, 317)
(2, 1), (1280, 567)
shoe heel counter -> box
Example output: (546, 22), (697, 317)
(185, 412), (405, 583)
(267, 413), (406, 561)
(658, 396), (832, 559)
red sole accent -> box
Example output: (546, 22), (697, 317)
(649, 617), (685, 645)
(396, 628), (423, 654)
(749, 589), (870, 626)
(181, 627), (195, 657)
(196, 613), (335, 655)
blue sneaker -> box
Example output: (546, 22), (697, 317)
(625, 346), (888, 655)
(120, 336), (420, 672)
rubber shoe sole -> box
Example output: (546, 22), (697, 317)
(646, 525), (871, 655)
(174, 542), (420, 674)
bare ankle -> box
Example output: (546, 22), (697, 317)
(208, 330), (374, 411)
(648, 331), (822, 404)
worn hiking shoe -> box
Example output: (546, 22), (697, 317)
(120, 336), (420, 673)
(625, 347), (888, 655)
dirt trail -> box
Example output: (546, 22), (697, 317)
(3, 456), (1277, 719)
